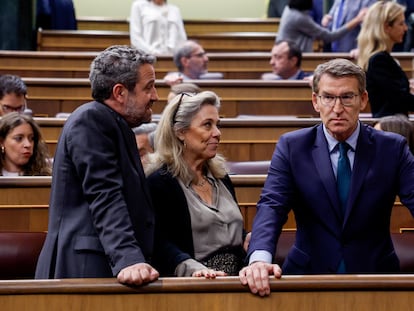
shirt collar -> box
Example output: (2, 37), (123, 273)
(323, 121), (360, 153)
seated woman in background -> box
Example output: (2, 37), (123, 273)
(0, 112), (51, 176)
(146, 91), (249, 277)
(129, 0), (187, 55)
(374, 114), (414, 154)
(357, 1), (414, 117)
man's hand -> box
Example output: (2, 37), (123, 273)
(117, 262), (159, 285)
(239, 261), (282, 297)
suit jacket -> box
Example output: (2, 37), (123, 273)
(327, 0), (376, 52)
(35, 101), (155, 279)
(248, 123), (414, 274)
(146, 166), (242, 276)
(367, 51), (414, 117)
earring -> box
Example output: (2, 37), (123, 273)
(183, 141), (187, 148)
(1, 146), (4, 154)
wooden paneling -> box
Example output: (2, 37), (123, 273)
(1, 175), (412, 233)
(22, 78), (317, 118)
(76, 17), (281, 34)
(36, 29), (276, 52)
(1, 50), (413, 80)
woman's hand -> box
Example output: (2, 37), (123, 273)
(192, 269), (227, 278)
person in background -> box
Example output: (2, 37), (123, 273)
(35, 45), (160, 286)
(267, 0), (288, 17)
(0, 112), (51, 176)
(146, 91), (249, 277)
(239, 58), (414, 296)
(133, 122), (157, 167)
(163, 40), (223, 86)
(0, 75), (28, 117)
(374, 114), (414, 154)
(261, 40), (311, 80)
(129, 0), (187, 55)
(37, 0), (77, 30)
(167, 82), (201, 102)
(321, 0), (376, 52)
(277, 0), (367, 52)
(357, 1), (414, 118)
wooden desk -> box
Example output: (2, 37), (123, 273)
(23, 78), (317, 118)
(77, 16), (281, 34)
(2, 276), (414, 311)
(36, 29), (276, 52)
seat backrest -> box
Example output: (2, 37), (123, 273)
(0, 231), (46, 279)
(274, 231), (414, 273)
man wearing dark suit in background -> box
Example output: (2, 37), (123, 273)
(35, 45), (160, 286)
(261, 40), (311, 80)
(239, 58), (414, 296)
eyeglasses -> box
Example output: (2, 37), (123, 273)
(172, 92), (193, 123)
(189, 52), (206, 58)
(0, 100), (27, 114)
(317, 94), (359, 107)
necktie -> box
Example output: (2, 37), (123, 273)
(337, 142), (351, 216)
(332, 0), (345, 52)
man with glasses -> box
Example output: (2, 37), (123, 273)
(0, 75), (27, 116)
(163, 40), (223, 86)
(239, 58), (414, 296)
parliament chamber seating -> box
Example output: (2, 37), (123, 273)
(0, 231), (46, 279)
(1, 51), (413, 80)
(0, 230), (413, 281)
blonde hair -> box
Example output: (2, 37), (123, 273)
(357, 1), (405, 71)
(146, 91), (227, 182)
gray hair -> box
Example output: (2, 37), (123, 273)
(312, 58), (366, 94)
(89, 45), (156, 103)
(148, 91), (227, 182)
(173, 40), (199, 72)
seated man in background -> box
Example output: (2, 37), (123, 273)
(262, 40), (311, 80)
(0, 75), (28, 116)
(133, 122), (157, 168)
(163, 40), (223, 86)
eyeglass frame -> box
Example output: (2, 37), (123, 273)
(316, 93), (360, 107)
(0, 99), (27, 114)
(172, 92), (194, 123)
(189, 51), (206, 58)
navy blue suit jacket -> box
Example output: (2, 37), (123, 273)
(248, 123), (414, 274)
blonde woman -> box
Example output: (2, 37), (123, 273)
(357, 1), (414, 117)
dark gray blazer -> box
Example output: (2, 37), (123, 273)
(35, 101), (155, 279)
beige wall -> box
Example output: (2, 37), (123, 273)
(72, 0), (268, 19)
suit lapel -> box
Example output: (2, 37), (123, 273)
(312, 125), (343, 221)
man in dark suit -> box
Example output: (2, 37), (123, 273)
(239, 58), (414, 296)
(35, 45), (159, 286)
(261, 40), (311, 81)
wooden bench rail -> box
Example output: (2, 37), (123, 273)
(1, 50), (413, 80)
(76, 16), (281, 34)
(22, 78), (318, 118)
(2, 276), (414, 311)
(36, 29), (277, 52)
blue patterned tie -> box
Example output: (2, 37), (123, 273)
(336, 142), (351, 273)
(337, 142), (351, 215)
